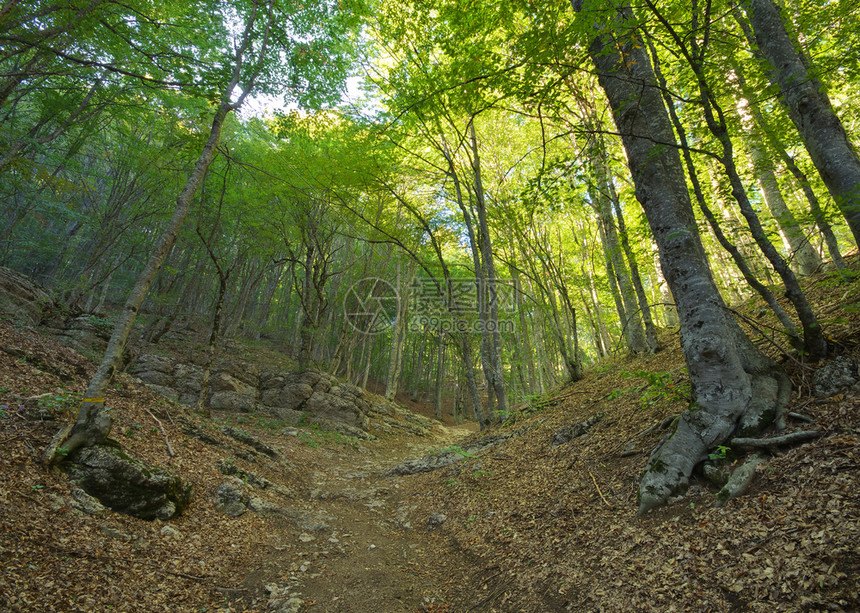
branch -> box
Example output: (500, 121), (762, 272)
(144, 408), (175, 458)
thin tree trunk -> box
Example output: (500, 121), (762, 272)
(742, 0), (860, 246)
(42, 101), (234, 464)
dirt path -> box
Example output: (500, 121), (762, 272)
(257, 424), (477, 613)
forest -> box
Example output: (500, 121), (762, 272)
(1, 0), (860, 610)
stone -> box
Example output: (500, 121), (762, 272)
(214, 481), (249, 517)
(70, 487), (107, 517)
(100, 525), (136, 541)
(130, 354), (175, 375)
(0, 266), (54, 324)
(209, 391), (256, 412)
(551, 413), (604, 446)
(221, 426), (281, 459)
(136, 371), (174, 387)
(305, 391), (363, 427)
(160, 525), (182, 540)
(275, 382), (314, 412)
(814, 356), (859, 398)
(144, 384), (180, 402)
(172, 364), (203, 394)
(211, 372), (257, 396)
(426, 513), (447, 530)
(64, 445), (193, 520)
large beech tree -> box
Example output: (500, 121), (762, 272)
(571, 0), (791, 513)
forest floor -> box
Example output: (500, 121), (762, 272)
(1, 260), (859, 612)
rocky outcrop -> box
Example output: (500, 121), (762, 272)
(128, 355), (424, 437)
(387, 434), (512, 476)
(63, 444), (193, 520)
(0, 266), (54, 324)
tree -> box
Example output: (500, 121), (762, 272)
(43, 0), (361, 464)
(572, 0), (790, 513)
(742, 0), (860, 246)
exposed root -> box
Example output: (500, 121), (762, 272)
(731, 430), (824, 449)
(715, 452), (766, 507)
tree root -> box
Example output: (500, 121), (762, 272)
(731, 430), (823, 449)
(715, 452), (766, 507)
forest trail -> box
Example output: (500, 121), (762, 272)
(254, 422), (477, 612)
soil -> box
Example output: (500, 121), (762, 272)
(1, 258), (859, 612)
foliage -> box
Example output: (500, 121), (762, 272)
(622, 370), (691, 410)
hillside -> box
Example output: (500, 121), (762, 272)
(1, 262), (858, 612)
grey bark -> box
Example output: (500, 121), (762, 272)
(743, 0), (860, 246)
(572, 0), (790, 514)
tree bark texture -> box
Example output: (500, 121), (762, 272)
(572, 0), (790, 514)
(743, 0), (860, 246)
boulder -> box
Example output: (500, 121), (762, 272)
(305, 391), (365, 427)
(64, 445), (193, 520)
(209, 391), (256, 412)
(136, 371), (174, 387)
(814, 356), (859, 398)
(129, 354), (175, 375)
(271, 382), (314, 412)
(211, 372), (257, 397)
(173, 364), (203, 394)
(214, 481), (248, 517)
(218, 360), (260, 388)
(144, 384), (180, 402)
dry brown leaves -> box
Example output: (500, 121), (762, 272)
(0, 321), (306, 613)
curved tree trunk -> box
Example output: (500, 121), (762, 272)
(572, 0), (791, 514)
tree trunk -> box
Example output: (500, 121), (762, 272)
(743, 0), (860, 246)
(42, 101), (234, 465)
(646, 34), (804, 350)
(573, 0), (791, 514)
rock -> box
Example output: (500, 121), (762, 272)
(214, 481), (249, 517)
(387, 435), (511, 476)
(64, 445), (193, 520)
(218, 360), (260, 389)
(129, 354), (175, 375)
(312, 417), (377, 441)
(100, 525), (136, 541)
(814, 356), (859, 398)
(70, 487), (107, 517)
(305, 391), (365, 427)
(273, 382), (314, 412)
(247, 497), (295, 517)
(144, 384), (180, 402)
(160, 525), (182, 540)
(209, 391), (256, 412)
(0, 266), (54, 324)
(172, 364), (203, 394)
(426, 513), (447, 530)
(221, 426), (281, 459)
(551, 413), (604, 446)
(56, 316), (113, 353)
(211, 372), (257, 396)
(136, 371), (174, 387)
(281, 427), (299, 436)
